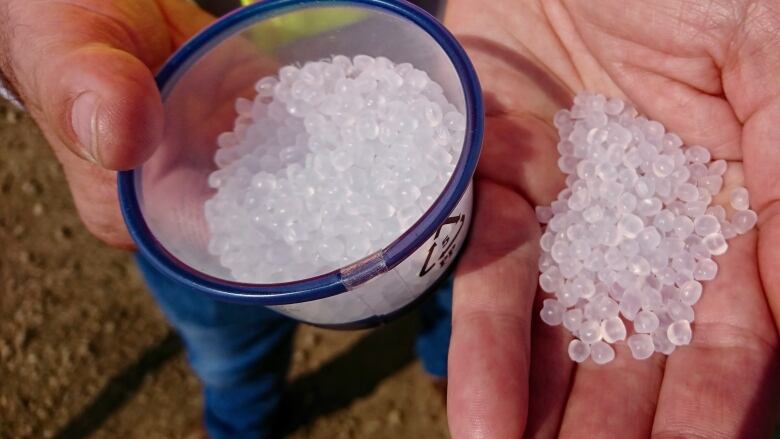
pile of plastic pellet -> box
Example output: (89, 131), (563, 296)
(204, 55), (466, 283)
(536, 92), (757, 365)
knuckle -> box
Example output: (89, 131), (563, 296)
(81, 216), (133, 249)
(68, 176), (133, 249)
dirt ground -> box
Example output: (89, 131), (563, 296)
(0, 99), (448, 438)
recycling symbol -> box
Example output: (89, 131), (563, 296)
(419, 213), (467, 277)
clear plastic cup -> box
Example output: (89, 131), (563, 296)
(118, 0), (483, 328)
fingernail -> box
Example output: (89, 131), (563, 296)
(71, 92), (100, 164)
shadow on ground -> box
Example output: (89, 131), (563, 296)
(51, 314), (418, 438)
(275, 314), (419, 436)
(54, 332), (184, 439)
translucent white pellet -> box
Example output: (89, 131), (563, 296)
(699, 175), (723, 195)
(627, 334), (655, 360)
(693, 259), (718, 281)
(568, 339), (591, 363)
(204, 56), (466, 283)
(537, 92), (753, 366)
(619, 293), (642, 321)
(676, 183), (699, 202)
(551, 242), (570, 263)
(634, 310), (660, 333)
(637, 227), (661, 250)
(601, 317), (627, 343)
(583, 205), (605, 223)
(706, 205), (727, 223)
(593, 295), (619, 319)
(652, 329), (676, 355)
(652, 155), (675, 178)
(693, 214), (720, 236)
(679, 280), (703, 306)
(729, 186), (750, 211)
(709, 159), (727, 176)
(619, 214), (644, 239)
(579, 320), (603, 344)
(536, 206), (553, 224)
(634, 177), (656, 199)
(667, 300), (695, 322)
(732, 210), (758, 234)
(686, 145), (711, 163)
(672, 216), (694, 239)
(667, 320), (692, 346)
(653, 210), (675, 232)
(702, 233), (728, 256)
(563, 308), (584, 332)
(540, 299), (565, 326)
(590, 341), (616, 365)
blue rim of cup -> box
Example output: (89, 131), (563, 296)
(117, 0), (484, 305)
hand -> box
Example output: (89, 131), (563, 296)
(0, 0), (213, 248)
(445, 1), (780, 437)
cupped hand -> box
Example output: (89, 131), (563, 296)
(445, 1), (780, 437)
(0, 0), (213, 248)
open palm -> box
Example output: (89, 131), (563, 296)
(445, 1), (780, 437)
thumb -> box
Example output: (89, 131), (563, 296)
(0, 0), (214, 248)
(57, 45), (163, 170)
(1, 0), (210, 170)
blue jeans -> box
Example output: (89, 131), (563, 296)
(136, 255), (452, 439)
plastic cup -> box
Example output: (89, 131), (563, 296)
(118, 0), (483, 328)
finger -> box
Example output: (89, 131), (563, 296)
(738, 89), (780, 340)
(746, 99), (780, 327)
(448, 180), (541, 439)
(654, 23), (780, 430)
(1, 1), (213, 247)
(652, 230), (779, 437)
(558, 345), (665, 438)
(524, 294), (574, 438)
(721, 17), (780, 435)
(3, 2), (162, 169)
(155, 0), (216, 46)
(58, 149), (135, 249)
(2, 1), (213, 170)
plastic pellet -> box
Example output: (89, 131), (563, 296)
(601, 317), (627, 343)
(563, 308), (584, 332)
(652, 329), (676, 354)
(634, 310), (660, 333)
(540, 299), (565, 326)
(627, 334), (655, 360)
(590, 341), (616, 365)
(579, 320), (603, 344)
(729, 186), (750, 211)
(732, 210), (758, 234)
(679, 280), (703, 305)
(667, 320), (692, 346)
(535, 92), (756, 365)
(568, 339), (591, 363)
(205, 56), (466, 283)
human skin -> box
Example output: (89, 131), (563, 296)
(0, 0), (212, 248)
(445, 0), (780, 438)
(2, 1), (780, 438)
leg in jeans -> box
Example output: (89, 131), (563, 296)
(416, 275), (454, 379)
(136, 254), (296, 439)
